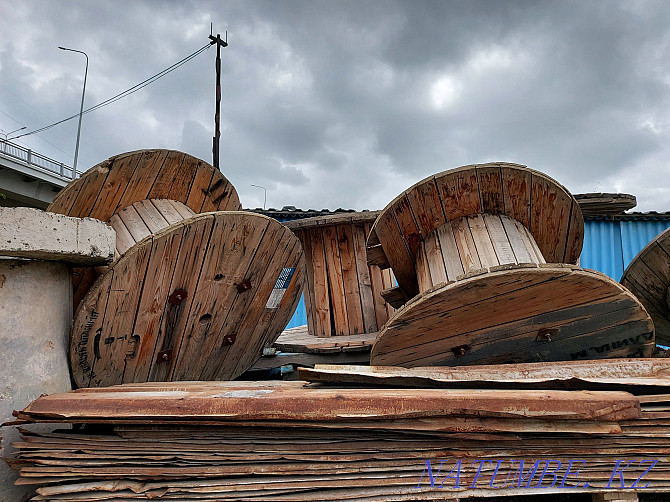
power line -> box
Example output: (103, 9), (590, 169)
(0, 106), (88, 162)
(1, 85), (115, 161)
(0, 108), (25, 126)
(0, 84), (54, 121)
(10, 43), (211, 141)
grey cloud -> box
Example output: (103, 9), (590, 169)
(1, 0), (669, 212)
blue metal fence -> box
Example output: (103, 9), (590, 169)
(285, 294), (307, 329)
(581, 219), (670, 281)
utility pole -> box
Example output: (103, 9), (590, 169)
(209, 27), (227, 171)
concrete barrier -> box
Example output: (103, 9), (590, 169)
(0, 207), (115, 264)
(0, 207), (114, 501)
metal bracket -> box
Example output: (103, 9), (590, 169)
(168, 288), (187, 305)
(536, 328), (559, 343)
(451, 344), (470, 357)
(235, 279), (252, 294)
(156, 348), (173, 364)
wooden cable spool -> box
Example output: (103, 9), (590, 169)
(367, 162), (655, 367)
(71, 211), (304, 388)
(414, 213), (545, 291)
(109, 199), (195, 258)
(47, 149), (241, 307)
(87, 200), (196, 281)
(286, 212), (396, 337)
(621, 226), (670, 345)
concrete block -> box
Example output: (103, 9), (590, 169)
(0, 207), (115, 265)
(0, 259), (73, 502)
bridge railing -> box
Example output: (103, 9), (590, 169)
(0, 139), (79, 180)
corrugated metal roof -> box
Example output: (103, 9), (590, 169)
(585, 212), (670, 221)
(251, 206), (670, 223)
(249, 206), (359, 221)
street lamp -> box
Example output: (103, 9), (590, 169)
(251, 184), (267, 210)
(59, 46), (88, 179)
(0, 126), (26, 153)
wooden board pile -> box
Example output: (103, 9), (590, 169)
(6, 359), (670, 500)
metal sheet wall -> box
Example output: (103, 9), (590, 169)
(285, 294), (307, 329)
(581, 219), (670, 281)
(620, 220), (670, 268)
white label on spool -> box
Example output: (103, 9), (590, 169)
(265, 267), (295, 309)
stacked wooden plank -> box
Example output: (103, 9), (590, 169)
(7, 359), (670, 500)
(250, 325), (376, 370)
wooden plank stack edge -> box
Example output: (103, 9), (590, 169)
(5, 359), (670, 501)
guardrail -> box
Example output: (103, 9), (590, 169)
(0, 139), (79, 180)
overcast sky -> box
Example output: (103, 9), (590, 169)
(1, 1), (669, 211)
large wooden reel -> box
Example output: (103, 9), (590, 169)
(109, 199), (195, 258)
(621, 226), (670, 345)
(48, 149), (241, 219)
(366, 162), (584, 297)
(47, 149), (241, 307)
(71, 211), (304, 388)
(286, 212), (395, 337)
(368, 163), (654, 366)
(370, 266), (654, 367)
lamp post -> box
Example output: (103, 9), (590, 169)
(1, 126), (26, 153)
(251, 184), (267, 210)
(59, 46), (88, 179)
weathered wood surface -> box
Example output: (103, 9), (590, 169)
(70, 212), (304, 388)
(13, 413), (670, 499)
(11, 369), (670, 501)
(367, 163), (584, 295)
(415, 213), (545, 292)
(108, 199), (195, 258)
(370, 265), (654, 367)
(273, 325), (376, 354)
(48, 150), (241, 308)
(380, 286), (410, 309)
(290, 216), (395, 337)
(48, 149), (241, 220)
(16, 381), (640, 423)
(284, 211), (380, 229)
(251, 350), (372, 370)
(575, 192), (637, 217)
(299, 359), (670, 390)
(621, 226), (670, 345)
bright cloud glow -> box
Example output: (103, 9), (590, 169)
(430, 75), (460, 109)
